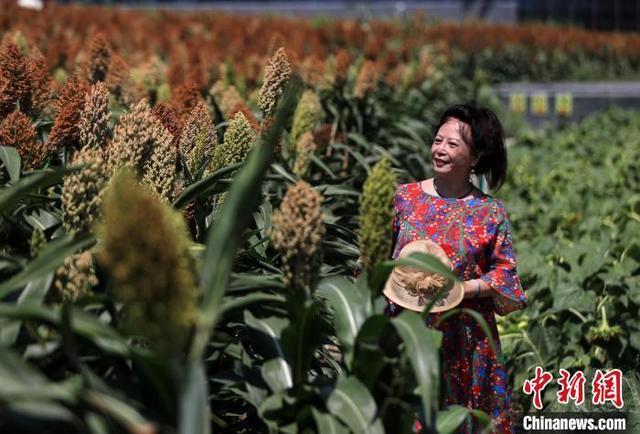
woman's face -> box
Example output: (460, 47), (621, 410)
(430, 118), (479, 179)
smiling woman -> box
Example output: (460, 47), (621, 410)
(385, 103), (526, 433)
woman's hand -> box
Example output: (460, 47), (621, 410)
(463, 278), (492, 299)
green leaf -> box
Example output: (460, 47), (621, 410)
(317, 276), (369, 367)
(270, 163), (297, 184)
(227, 272), (283, 291)
(395, 122), (426, 143)
(395, 253), (459, 282)
(309, 154), (336, 178)
(327, 376), (382, 434)
(332, 142), (370, 173)
(0, 272), (53, 345)
(178, 361), (211, 434)
(261, 358), (293, 393)
(84, 390), (152, 434)
(257, 392), (286, 431)
(0, 146), (20, 182)
(369, 252), (459, 297)
(311, 408), (349, 434)
(0, 233), (94, 300)
(436, 405), (471, 434)
(280, 300), (322, 384)
(189, 77), (301, 361)
(24, 209), (61, 231)
(221, 293), (285, 315)
(346, 132), (370, 149)
(631, 331), (640, 352)
(470, 409), (491, 428)
(85, 413), (109, 434)
(0, 303), (130, 356)
(351, 314), (389, 389)
(436, 405), (492, 432)
(391, 311), (442, 427)
(172, 163), (241, 209)
(0, 167), (74, 214)
(0, 349), (81, 403)
(8, 401), (75, 422)
(323, 240), (360, 258)
(317, 184), (360, 197)
(244, 311), (295, 392)
(325, 222), (358, 243)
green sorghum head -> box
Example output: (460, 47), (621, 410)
(270, 181), (325, 295)
(358, 156), (397, 271)
(289, 90), (322, 153)
(62, 147), (108, 234)
(98, 169), (198, 352)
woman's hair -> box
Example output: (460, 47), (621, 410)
(432, 103), (507, 191)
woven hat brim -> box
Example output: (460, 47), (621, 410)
(383, 239), (464, 313)
(383, 276), (464, 313)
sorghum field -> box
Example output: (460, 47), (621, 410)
(0, 2), (639, 433)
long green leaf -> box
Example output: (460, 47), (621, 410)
(0, 233), (94, 299)
(317, 184), (360, 197)
(436, 405), (471, 434)
(24, 209), (60, 231)
(351, 315), (389, 390)
(0, 303), (130, 356)
(317, 276), (369, 367)
(0, 167), (74, 214)
(391, 311), (442, 428)
(221, 293), (285, 315)
(346, 132), (370, 149)
(436, 405), (490, 434)
(270, 162), (297, 184)
(7, 401), (75, 423)
(244, 311), (290, 359)
(311, 408), (349, 434)
(369, 252), (459, 296)
(190, 77), (301, 361)
(0, 350), (81, 403)
(0, 272), (53, 345)
(332, 143), (370, 173)
(244, 310), (294, 392)
(172, 163), (241, 209)
(261, 358), (293, 393)
(309, 154), (336, 178)
(85, 390), (153, 434)
(326, 376), (382, 434)
(178, 361), (211, 434)
(395, 253), (458, 281)
(0, 146), (20, 182)
(280, 300), (321, 384)
(227, 272), (283, 291)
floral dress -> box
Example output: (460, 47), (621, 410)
(387, 182), (527, 433)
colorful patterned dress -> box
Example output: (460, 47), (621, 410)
(387, 182), (527, 433)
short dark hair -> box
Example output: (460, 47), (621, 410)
(433, 103), (507, 192)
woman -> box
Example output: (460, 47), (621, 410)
(387, 104), (527, 433)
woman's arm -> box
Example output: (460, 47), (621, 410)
(476, 201), (527, 314)
(462, 278), (492, 299)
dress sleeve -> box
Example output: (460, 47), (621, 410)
(479, 202), (527, 316)
(390, 189), (402, 260)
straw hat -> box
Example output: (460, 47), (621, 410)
(383, 239), (464, 313)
